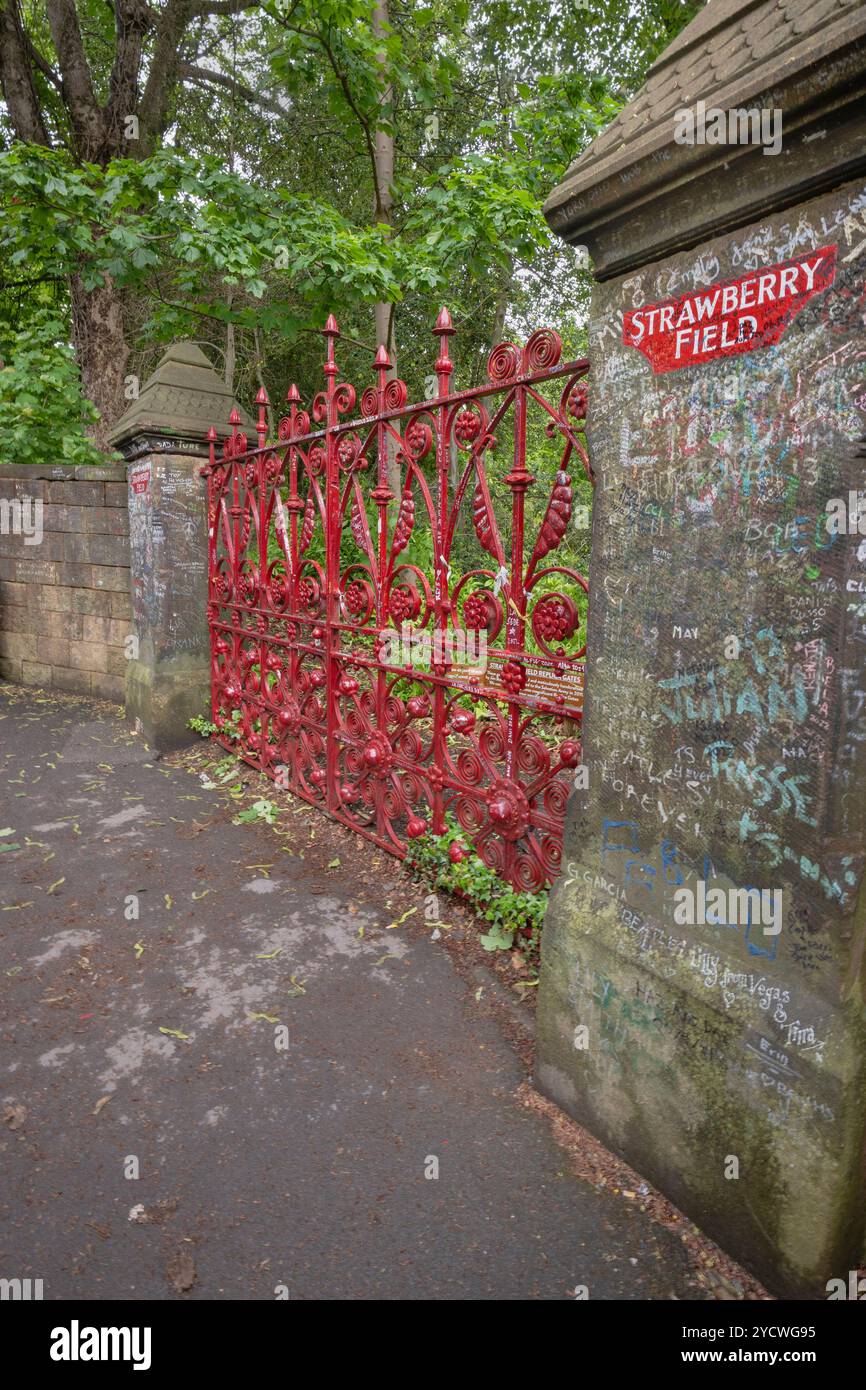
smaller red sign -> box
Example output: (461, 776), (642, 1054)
(622, 245), (837, 374)
(130, 467), (150, 495)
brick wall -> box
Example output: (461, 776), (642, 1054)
(0, 464), (131, 702)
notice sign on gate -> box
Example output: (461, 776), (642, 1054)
(482, 655), (585, 712)
(622, 245), (837, 373)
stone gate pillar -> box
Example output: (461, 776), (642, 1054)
(537, 0), (866, 1296)
(107, 343), (251, 752)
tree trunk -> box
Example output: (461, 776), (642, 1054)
(70, 272), (129, 452)
(224, 317), (236, 395)
(372, 0), (400, 501)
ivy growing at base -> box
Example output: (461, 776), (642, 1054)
(404, 814), (547, 960)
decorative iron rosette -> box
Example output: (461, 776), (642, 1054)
(337, 432), (367, 472)
(359, 731), (394, 778)
(404, 414), (434, 459)
(500, 659), (527, 695)
(461, 588), (503, 638)
(567, 378), (588, 423)
(531, 592), (580, 654)
(274, 696), (302, 736)
(451, 399), (488, 451)
(343, 572), (376, 626)
(263, 451), (283, 485)
(485, 778), (530, 842)
(266, 569), (291, 611)
(213, 570), (233, 605)
(297, 570), (323, 616)
(388, 582), (421, 625)
(238, 565), (259, 607)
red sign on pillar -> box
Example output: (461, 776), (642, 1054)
(622, 245), (837, 373)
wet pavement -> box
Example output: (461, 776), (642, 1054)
(0, 683), (711, 1300)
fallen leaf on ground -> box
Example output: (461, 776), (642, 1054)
(3, 1104), (26, 1130)
(165, 1249), (196, 1294)
(92, 1096), (112, 1116)
(387, 907), (417, 929)
(159, 1027), (189, 1040)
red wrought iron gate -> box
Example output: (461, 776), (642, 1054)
(203, 310), (591, 892)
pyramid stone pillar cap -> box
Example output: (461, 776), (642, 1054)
(107, 341), (254, 456)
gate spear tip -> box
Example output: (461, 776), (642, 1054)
(435, 306), (454, 333)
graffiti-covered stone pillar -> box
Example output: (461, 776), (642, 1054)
(538, 0), (866, 1296)
(107, 343), (251, 752)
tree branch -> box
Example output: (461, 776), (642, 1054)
(45, 0), (105, 158)
(138, 0), (195, 155)
(188, 0), (260, 14)
(105, 0), (151, 148)
(178, 61), (286, 119)
(22, 26), (63, 94)
(0, 0), (51, 144)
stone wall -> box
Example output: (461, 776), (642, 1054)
(536, 177), (866, 1297)
(0, 464), (131, 701)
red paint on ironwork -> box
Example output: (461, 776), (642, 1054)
(202, 312), (591, 892)
(622, 246), (837, 373)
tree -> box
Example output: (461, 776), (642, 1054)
(1, 1), (703, 455)
(0, 0), (277, 445)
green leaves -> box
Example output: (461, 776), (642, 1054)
(233, 799), (279, 826)
(405, 814), (548, 959)
(0, 309), (105, 469)
(0, 144), (405, 335)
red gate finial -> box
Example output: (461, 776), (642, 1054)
(255, 386), (269, 446)
(434, 306), (454, 391)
